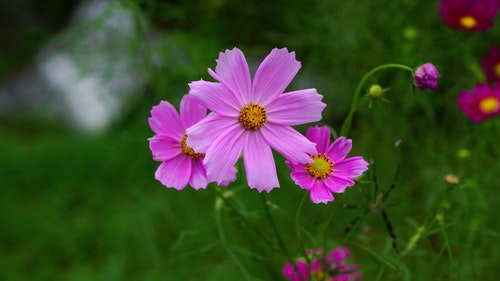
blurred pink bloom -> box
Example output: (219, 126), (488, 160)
(148, 95), (236, 189)
(413, 63), (440, 91)
(282, 247), (362, 281)
(480, 46), (500, 82)
(457, 83), (500, 122)
(286, 126), (368, 204)
(186, 48), (326, 192)
(438, 0), (500, 31)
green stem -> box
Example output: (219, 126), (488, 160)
(339, 63), (414, 137)
(295, 193), (312, 280)
(214, 187), (278, 253)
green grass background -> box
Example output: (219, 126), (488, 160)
(1, 0), (500, 280)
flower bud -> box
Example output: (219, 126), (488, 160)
(413, 63), (440, 91)
(368, 84), (384, 99)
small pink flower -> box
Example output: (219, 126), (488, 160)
(457, 83), (500, 122)
(286, 126), (368, 204)
(480, 46), (500, 82)
(148, 95), (236, 189)
(413, 63), (440, 91)
(438, 0), (500, 31)
(187, 48), (326, 192)
(282, 247), (362, 281)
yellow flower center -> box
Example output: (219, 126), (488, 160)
(459, 15), (477, 29)
(479, 96), (499, 114)
(306, 154), (334, 180)
(180, 134), (204, 158)
(239, 104), (267, 130)
(494, 62), (500, 78)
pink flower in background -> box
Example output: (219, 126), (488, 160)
(187, 48), (326, 192)
(148, 95), (236, 189)
(413, 63), (440, 91)
(438, 0), (500, 31)
(286, 126), (368, 204)
(457, 83), (500, 122)
(480, 46), (500, 82)
(282, 247), (362, 281)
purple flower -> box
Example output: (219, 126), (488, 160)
(286, 126), (368, 204)
(413, 63), (440, 91)
(457, 83), (500, 122)
(148, 95), (236, 189)
(480, 46), (500, 82)
(282, 247), (363, 281)
(186, 48), (326, 192)
(438, 0), (500, 31)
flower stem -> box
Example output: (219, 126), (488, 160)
(295, 193), (312, 280)
(339, 63), (414, 137)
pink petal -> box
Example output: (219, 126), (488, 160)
(186, 113), (239, 153)
(217, 167), (238, 186)
(326, 137), (352, 163)
(243, 132), (279, 192)
(334, 157), (369, 178)
(252, 48), (301, 106)
(266, 89), (325, 125)
(180, 94), (207, 128)
(309, 183), (335, 204)
(204, 126), (246, 185)
(305, 125), (331, 154)
(188, 159), (209, 189)
(290, 170), (315, 190)
(148, 135), (181, 162)
(209, 48), (252, 105)
(149, 101), (184, 138)
(188, 80), (241, 117)
(323, 175), (355, 193)
(154, 155), (192, 190)
(261, 124), (316, 164)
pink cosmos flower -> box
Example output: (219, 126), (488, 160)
(413, 63), (440, 91)
(186, 48), (326, 192)
(148, 95), (236, 189)
(438, 0), (500, 31)
(286, 126), (368, 204)
(457, 83), (500, 122)
(480, 46), (500, 82)
(282, 247), (363, 281)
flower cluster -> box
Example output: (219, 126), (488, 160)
(438, 0), (500, 31)
(148, 47), (368, 202)
(282, 247), (362, 281)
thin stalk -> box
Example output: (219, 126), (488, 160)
(295, 193), (312, 280)
(340, 63), (414, 137)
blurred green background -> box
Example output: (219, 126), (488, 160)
(1, 0), (500, 280)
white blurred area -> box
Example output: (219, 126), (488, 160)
(0, 0), (147, 133)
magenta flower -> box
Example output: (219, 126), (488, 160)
(480, 46), (500, 82)
(413, 63), (440, 91)
(148, 95), (236, 190)
(457, 83), (500, 122)
(286, 126), (368, 204)
(186, 48), (326, 192)
(282, 247), (363, 281)
(438, 0), (500, 31)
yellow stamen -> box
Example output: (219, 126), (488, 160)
(180, 135), (203, 158)
(306, 154), (334, 180)
(312, 270), (329, 281)
(459, 15), (477, 29)
(239, 104), (267, 130)
(494, 62), (500, 78)
(479, 96), (499, 114)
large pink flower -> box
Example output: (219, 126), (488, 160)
(148, 95), (236, 190)
(457, 83), (500, 122)
(186, 48), (326, 192)
(286, 126), (368, 204)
